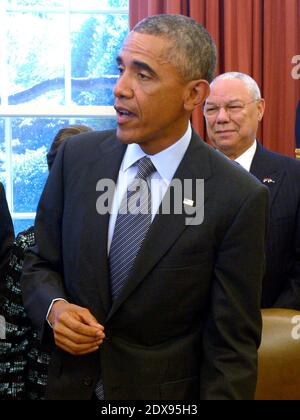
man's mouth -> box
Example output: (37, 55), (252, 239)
(215, 130), (236, 134)
(114, 106), (136, 120)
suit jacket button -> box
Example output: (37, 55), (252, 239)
(83, 377), (93, 387)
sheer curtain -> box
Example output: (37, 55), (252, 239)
(129, 0), (300, 157)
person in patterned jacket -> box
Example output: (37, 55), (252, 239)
(0, 125), (93, 399)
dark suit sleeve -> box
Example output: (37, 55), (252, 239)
(21, 144), (67, 338)
(0, 182), (14, 271)
(200, 184), (269, 400)
(274, 199), (300, 310)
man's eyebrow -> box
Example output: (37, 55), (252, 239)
(132, 60), (157, 76)
(205, 99), (244, 105)
(116, 56), (157, 76)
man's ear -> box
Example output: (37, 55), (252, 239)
(257, 98), (265, 121)
(184, 80), (210, 112)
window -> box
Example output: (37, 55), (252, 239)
(0, 0), (129, 233)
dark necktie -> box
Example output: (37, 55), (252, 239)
(109, 156), (156, 301)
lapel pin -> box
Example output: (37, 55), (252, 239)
(183, 198), (194, 207)
(263, 178), (275, 184)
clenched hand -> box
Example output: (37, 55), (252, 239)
(48, 301), (105, 356)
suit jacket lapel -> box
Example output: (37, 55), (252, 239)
(107, 131), (212, 321)
(250, 143), (285, 209)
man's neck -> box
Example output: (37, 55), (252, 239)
(223, 140), (256, 161)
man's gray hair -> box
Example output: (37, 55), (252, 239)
(133, 14), (217, 83)
(211, 72), (262, 100)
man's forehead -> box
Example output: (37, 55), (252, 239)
(208, 81), (252, 102)
(211, 79), (250, 95)
(120, 32), (171, 63)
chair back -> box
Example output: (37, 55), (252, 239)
(255, 309), (300, 400)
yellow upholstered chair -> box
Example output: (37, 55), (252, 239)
(255, 309), (300, 400)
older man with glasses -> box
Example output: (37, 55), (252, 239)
(205, 72), (300, 310)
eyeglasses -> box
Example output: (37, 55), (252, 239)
(203, 99), (259, 117)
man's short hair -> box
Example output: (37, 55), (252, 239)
(133, 14), (217, 83)
(211, 72), (262, 100)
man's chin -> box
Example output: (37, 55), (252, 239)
(214, 135), (237, 149)
(116, 127), (140, 145)
(116, 135), (136, 145)
(211, 137), (235, 152)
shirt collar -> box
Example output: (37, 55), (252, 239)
(235, 140), (257, 172)
(122, 123), (192, 184)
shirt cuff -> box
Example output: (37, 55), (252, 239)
(46, 298), (68, 328)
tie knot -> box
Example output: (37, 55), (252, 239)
(136, 157), (156, 181)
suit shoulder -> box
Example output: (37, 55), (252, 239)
(204, 143), (264, 191)
(61, 129), (122, 165)
(259, 147), (300, 173)
(64, 129), (118, 152)
(198, 145), (269, 224)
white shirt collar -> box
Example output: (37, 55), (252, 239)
(235, 140), (257, 172)
(122, 123), (192, 184)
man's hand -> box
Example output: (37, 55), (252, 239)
(48, 301), (105, 356)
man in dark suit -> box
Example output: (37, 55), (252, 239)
(22, 15), (268, 400)
(205, 72), (300, 310)
(0, 182), (14, 271)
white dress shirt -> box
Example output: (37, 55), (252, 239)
(234, 140), (257, 172)
(107, 123), (192, 253)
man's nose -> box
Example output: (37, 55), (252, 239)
(114, 73), (134, 99)
(216, 107), (230, 123)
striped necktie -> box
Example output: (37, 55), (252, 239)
(109, 156), (156, 301)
